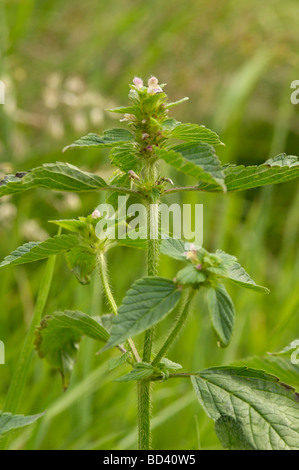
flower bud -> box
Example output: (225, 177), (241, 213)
(120, 113), (136, 122)
(128, 170), (140, 180)
(148, 76), (159, 87)
(195, 264), (203, 270)
(147, 145), (153, 152)
(142, 133), (149, 140)
(92, 209), (101, 219)
(133, 77), (143, 89)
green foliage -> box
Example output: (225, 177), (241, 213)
(35, 310), (110, 388)
(156, 144), (226, 191)
(63, 128), (134, 151)
(1, 73), (299, 450)
(197, 155), (299, 192)
(0, 235), (78, 267)
(0, 412), (44, 437)
(192, 367), (299, 450)
(169, 123), (224, 145)
(103, 277), (181, 351)
(0, 163), (108, 197)
(207, 285), (235, 348)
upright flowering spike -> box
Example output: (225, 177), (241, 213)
(133, 77), (143, 89)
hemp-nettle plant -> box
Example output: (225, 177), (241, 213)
(1, 76), (299, 450)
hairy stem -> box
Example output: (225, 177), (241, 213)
(138, 198), (160, 450)
(152, 288), (195, 367)
(97, 252), (140, 362)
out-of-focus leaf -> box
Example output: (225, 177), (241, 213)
(0, 162), (108, 197)
(0, 411), (45, 436)
(0, 235), (78, 268)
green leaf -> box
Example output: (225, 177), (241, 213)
(160, 238), (186, 261)
(63, 128), (134, 151)
(161, 118), (181, 132)
(106, 172), (130, 210)
(176, 265), (206, 285)
(216, 250), (269, 293)
(50, 219), (87, 234)
(103, 277), (182, 351)
(170, 123), (224, 146)
(0, 411), (44, 437)
(192, 366), (299, 450)
(65, 246), (96, 285)
(234, 355), (299, 390)
(214, 415), (254, 450)
(207, 285), (235, 348)
(106, 105), (140, 115)
(48, 310), (110, 342)
(156, 143), (226, 191)
(116, 362), (156, 382)
(108, 352), (131, 371)
(197, 154), (299, 192)
(0, 162), (108, 197)
(109, 143), (140, 172)
(35, 311), (109, 388)
(157, 357), (182, 372)
(0, 234), (78, 268)
(166, 97), (189, 108)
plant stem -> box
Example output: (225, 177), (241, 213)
(138, 198), (160, 450)
(97, 252), (140, 362)
(0, 251), (58, 450)
(152, 289), (195, 367)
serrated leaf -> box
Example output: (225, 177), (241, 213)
(156, 143), (226, 191)
(170, 123), (224, 146)
(0, 411), (44, 436)
(35, 311), (109, 388)
(234, 356), (299, 390)
(207, 285), (235, 348)
(160, 238), (186, 261)
(50, 219), (87, 234)
(197, 154), (299, 192)
(106, 172), (130, 210)
(109, 143), (140, 172)
(63, 128), (134, 151)
(192, 366), (299, 450)
(116, 362), (155, 382)
(0, 162), (108, 197)
(0, 234), (78, 268)
(103, 277), (182, 351)
(216, 251), (269, 293)
(65, 246), (96, 285)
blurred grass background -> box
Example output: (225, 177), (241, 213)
(0, 0), (299, 450)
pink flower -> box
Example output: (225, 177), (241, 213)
(133, 77), (143, 89)
(195, 264), (202, 270)
(147, 76), (163, 95)
(142, 133), (149, 140)
(92, 209), (101, 219)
